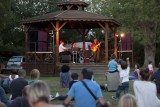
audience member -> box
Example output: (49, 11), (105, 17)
(150, 63), (160, 94)
(10, 69), (28, 100)
(0, 86), (8, 104)
(2, 70), (18, 93)
(134, 68), (160, 107)
(148, 61), (154, 75)
(129, 63), (140, 80)
(64, 68), (110, 107)
(7, 85), (30, 107)
(28, 69), (40, 85)
(60, 65), (71, 88)
(69, 73), (78, 89)
(56, 73), (79, 101)
(112, 58), (130, 100)
(28, 81), (64, 107)
(118, 94), (137, 107)
(107, 54), (119, 91)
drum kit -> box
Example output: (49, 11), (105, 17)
(61, 47), (87, 63)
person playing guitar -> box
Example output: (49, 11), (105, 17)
(90, 38), (101, 62)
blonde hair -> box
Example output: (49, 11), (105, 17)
(30, 69), (40, 80)
(28, 81), (50, 105)
(118, 94), (137, 107)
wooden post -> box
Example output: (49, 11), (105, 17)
(98, 23), (109, 62)
(104, 23), (109, 62)
(114, 30), (118, 57)
(55, 21), (60, 63)
(51, 21), (67, 63)
(24, 25), (30, 62)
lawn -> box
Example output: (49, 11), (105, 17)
(39, 75), (134, 107)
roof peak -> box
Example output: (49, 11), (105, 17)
(57, 0), (89, 11)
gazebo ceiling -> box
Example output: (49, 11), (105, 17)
(22, 10), (120, 29)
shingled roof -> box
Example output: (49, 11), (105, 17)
(22, 0), (120, 29)
(22, 10), (120, 25)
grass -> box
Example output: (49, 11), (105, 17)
(39, 75), (134, 107)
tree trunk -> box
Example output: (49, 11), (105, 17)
(144, 43), (156, 67)
(143, 23), (157, 67)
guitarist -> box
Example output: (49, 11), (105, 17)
(90, 38), (101, 62)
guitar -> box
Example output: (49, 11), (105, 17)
(91, 42), (101, 52)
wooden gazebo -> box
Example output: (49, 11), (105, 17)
(22, 0), (120, 75)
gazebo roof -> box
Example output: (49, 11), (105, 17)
(22, 0), (120, 29)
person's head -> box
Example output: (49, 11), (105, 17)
(12, 69), (18, 74)
(118, 59), (123, 65)
(120, 60), (128, 70)
(149, 61), (152, 64)
(72, 42), (76, 48)
(111, 54), (116, 60)
(71, 73), (78, 80)
(18, 69), (26, 78)
(139, 68), (150, 81)
(0, 102), (6, 107)
(93, 38), (97, 43)
(135, 63), (140, 69)
(30, 69), (40, 80)
(61, 65), (70, 73)
(60, 40), (64, 45)
(28, 81), (50, 106)
(80, 68), (93, 80)
(118, 94), (137, 107)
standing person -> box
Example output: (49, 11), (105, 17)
(10, 69), (28, 100)
(60, 65), (71, 88)
(133, 68), (160, 107)
(112, 58), (130, 100)
(148, 61), (154, 76)
(107, 54), (119, 91)
(150, 63), (160, 94)
(118, 94), (137, 107)
(64, 68), (110, 107)
(27, 81), (64, 107)
(90, 38), (101, 62)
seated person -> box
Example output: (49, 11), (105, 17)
(28, 69), (40, 85)
(10, 69), (28, 100)
(2, 70), (19, 93)
(55, 73), (79, 101)
(150, 63), (160, 94)
(7, 85), (30, 107)
(129, 63), (140, 80)
(60, 65), (71, 88)
(28, 81), (64, 107)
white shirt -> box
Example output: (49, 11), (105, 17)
(120, 67), (130, 83)
(134, 81), (160, 107)
(148, 64), (153, 71)
(59, 44), (66, 53)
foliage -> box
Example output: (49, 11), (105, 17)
(0, 0), (60, 57)
(88, 0), (160, 65)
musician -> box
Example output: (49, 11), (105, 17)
(90, 38), (101, 62)
(59, 40), (67, 53)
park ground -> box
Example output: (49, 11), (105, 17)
(39, 75), (134, 107)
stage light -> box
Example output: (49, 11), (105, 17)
(115, 34), (119, 37)
(120, 33), (124, 37)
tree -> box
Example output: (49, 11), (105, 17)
(88, 0), (160, 66)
